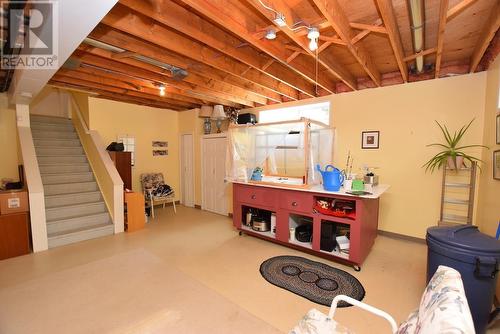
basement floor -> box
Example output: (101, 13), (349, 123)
(0, 206), (498, 333)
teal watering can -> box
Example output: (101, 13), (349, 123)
(316, 164), (344, 191)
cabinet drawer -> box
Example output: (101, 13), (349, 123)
(280, 192), (312, 213)
(235, 186), (275, 207)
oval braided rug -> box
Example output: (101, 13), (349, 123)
(259, 256), (365, 307)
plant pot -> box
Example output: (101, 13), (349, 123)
(447, 156), (464, 170)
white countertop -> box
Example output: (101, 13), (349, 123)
(231, 181), (390, 199)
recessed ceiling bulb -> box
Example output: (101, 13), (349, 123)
(265, 28), (277, 40)
(159, 85), (166, 96)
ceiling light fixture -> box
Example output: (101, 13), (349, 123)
(159, 85), (166, 96)
(307, 27), (320, 51)
(265, 28), (277, 40)
(273, 12), (287, 27)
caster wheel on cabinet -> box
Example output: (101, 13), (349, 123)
(239, 231), (243, 236)
(353, 265), (361, 272)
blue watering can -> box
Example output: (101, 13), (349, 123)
(316, 164), (344, 191)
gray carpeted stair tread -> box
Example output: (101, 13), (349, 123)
(44, 191), (103, 208)
(34, 138), (82, 147)
(46, 201), (105, 212)
(46, 209), (108, 224)
(44, 190), (102, 199)
(48, 221), (113, 237)
(39, 162), (89, 166)
(47, 223), (113, 248)
(42, 180), (96, 186)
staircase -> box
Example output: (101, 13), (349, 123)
(30, 114), (114, 248)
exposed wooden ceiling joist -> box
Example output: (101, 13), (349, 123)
(88, 25), (283, 104)
(58, 68), (204, 106)
(404, 48), (437, 62)
(435, 0), (450, 78)
(50, 80), (189, 111)
(311, 0), (382, 86)
(165, 0), (335, 94)
(446, 0), (478, 22)
(101, 7), (302, 101)
(374, 0), (409, 82)
(116, 1), (318, 97)
(74, 48), (245, 108)
(53, 73), (197, 109)
(47, 0), (500, 110)
(245, 0), (357, 91)
(470, 1), (500, 73)
(77, 47), (257, 107)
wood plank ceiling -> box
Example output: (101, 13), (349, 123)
(49, 0), (500, 111)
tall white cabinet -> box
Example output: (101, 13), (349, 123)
(201, 134), (228, 215)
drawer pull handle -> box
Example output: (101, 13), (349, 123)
(292, 201), (298, 207)
(251, 195), (256, 200)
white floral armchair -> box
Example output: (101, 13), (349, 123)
(290, 265), (474, 334)
(140, 173), (176, 218)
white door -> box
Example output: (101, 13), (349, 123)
(202, 136), (227, 215)
(180, 134), (195, 207)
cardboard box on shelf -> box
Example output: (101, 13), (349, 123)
(0, 190), (29, 215)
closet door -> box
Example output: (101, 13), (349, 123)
(214, 137), (227, 215)
(202, 136), (227, 215)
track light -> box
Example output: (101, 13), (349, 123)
(307, 27), (319, 51)
(159, 85), (166, 96)
(265, 28), (277, 40)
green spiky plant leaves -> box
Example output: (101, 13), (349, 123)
(423, 119), (488, 173)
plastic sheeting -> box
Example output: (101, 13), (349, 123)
(226, 119), (334, 186)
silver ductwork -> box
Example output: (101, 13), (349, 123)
(83, 38), (188, 80)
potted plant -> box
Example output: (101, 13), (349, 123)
(423, 119), (488, 173)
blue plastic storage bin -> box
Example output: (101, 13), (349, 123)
(427, 225), (500, 334)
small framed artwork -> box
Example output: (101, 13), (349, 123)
(153, 150), (168, 156)
(494, 150), (500, 180)
(362, 131), (380, 149)
(496, 114), (500, 144)
(152, 141), (168, 148)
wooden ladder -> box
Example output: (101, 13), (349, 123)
(439, 162), (477, 226)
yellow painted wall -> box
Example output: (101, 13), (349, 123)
(30, 86), (68, 118)
(245, 73), (488, 238)
(88, 98), (180, 198)
(0, 93), (19, 182)
(72, 91), (90, 128)
(477, 57), (500, 237)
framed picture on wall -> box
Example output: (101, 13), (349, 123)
(494, 150), (500, 180)
(496, 114), (500, 144)
(362, 131), (380, 149)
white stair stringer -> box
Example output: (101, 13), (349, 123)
(30, 114), (114, 248)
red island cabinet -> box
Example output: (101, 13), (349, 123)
(232, 182), (389, 271)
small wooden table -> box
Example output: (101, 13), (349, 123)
(124, 192), (146, 232)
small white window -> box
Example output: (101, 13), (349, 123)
(117, 134), (136, 166)
(259, 102), (330, 125)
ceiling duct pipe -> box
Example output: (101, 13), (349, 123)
(407, 0), (425, 73)
(83, 38), (188, 80)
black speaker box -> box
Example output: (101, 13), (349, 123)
(237, 113), (257, 124)
(320, 222), (336, 252)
